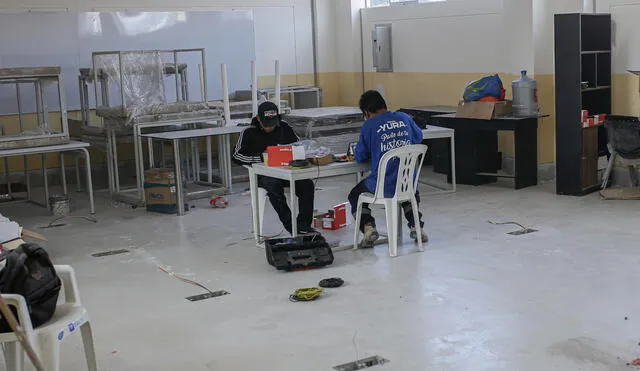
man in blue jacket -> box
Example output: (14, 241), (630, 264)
(348, 90), (428, 248)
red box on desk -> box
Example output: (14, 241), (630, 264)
(266, 145), (305, 167)
(320, 202), (351, 230)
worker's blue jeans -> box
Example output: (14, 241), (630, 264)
(258, 176), (315, 234)
(348, 180), (424, 233)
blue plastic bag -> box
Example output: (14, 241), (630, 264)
(463, 74), (504, 102)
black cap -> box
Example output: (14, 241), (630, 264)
(258, 101), (280, 127)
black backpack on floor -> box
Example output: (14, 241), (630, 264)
(0, 243), (61, 332)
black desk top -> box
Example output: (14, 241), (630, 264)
(433, 113), (550, 120)
(402, 106), (458, 113)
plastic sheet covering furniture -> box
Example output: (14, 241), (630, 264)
(78, 63), (188, 127)
(284, 107), (364, 154)
(208, 99), (291, 119)
(0, 67), (70, 150)
(90, 49), (225, 205)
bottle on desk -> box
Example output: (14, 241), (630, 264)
(512, 70), (539, 117)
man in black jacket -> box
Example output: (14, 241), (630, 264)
(233, 101), (316, 235)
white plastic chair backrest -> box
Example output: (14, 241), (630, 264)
(54, 265), (81, 307)
(373, 144), (428, 200)
(0, 294), (35, 334)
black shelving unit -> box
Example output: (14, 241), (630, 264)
(554, 13), (612, 195)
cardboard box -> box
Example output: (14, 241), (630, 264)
(145, 182), (178, 213)
(320, 202), (351, 230)
(332, 202), (349, 229)
(144, 168), (175, 185)
(309, 154), (333, 166)
(266, 145), (305, 167)
(455, 100), (513, 120)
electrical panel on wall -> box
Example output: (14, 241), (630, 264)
(372, 24), (393, 72)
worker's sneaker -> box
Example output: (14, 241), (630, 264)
(298, 227), (319, 235)
(361, 224), (379, 248)
(410, 227), (429, 244)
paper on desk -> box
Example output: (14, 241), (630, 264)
(0, 215), (22, 245)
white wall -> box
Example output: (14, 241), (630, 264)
(596, 0), (640, 74)
(314, 0), (339, 73)
(503, 0), (534, 75)
(0, 0), (314, 78)
(360, 0), (510, 74)
(0, 0), (295, 11)
(533, 0), (581, 75)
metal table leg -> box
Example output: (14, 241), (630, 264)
(217, 136), (225, 186)
(148, 138), (154, 169)
(206, 136), (213, 184)
(191, 139), (198, 182)
(105, 128), (115, 194)
(42, 154), (49, 207)
(134, 125), (145, 200)
(24, 156), (31, 202)
(450, 133), (457, 192)
(4, 158), (11, 200)
(289, 175), (297, 237)
(195, 139), (201, 182)
(60, 153), (67, 196)
(173, 139), (185, 216)
(248, 166), (261, 244)
(111, 129), (121, 193)
(75, 156), (82, 192)
(79, 148), (95, 215)
(224, 134), (233, 191)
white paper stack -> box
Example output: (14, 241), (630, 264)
(0, 214), (22, 244)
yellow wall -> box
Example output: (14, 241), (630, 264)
(360, 72), (556, 165)
(259, 72), (554, 164)
(2, 70), (594, 175)
(301, 71), (559, 166)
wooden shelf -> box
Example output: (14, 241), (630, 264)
(581, 50), (611, 54)
(581, 86), (611, 92)
(555, 13), (612, 196)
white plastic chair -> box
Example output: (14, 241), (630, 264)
(0, 265), (97, 371)
(247, 165), (287, 240)
(353, 144), (428, 257)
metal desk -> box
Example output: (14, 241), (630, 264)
(142, 125), (247, 216)
(248, 161), (370, 244)
(421, 125), (456, 193)
(247, 126), (455, 243)
(0, 141), (95, 214)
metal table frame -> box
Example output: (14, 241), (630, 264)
(78, 64), (190, 127)
(421, 125), (456, 194)
(0, 67), (70, 149)
(261, 85), (322, 109)
(0, 141), (95, 214)
(248, 161), (370, 244)
(141, 125), (247, 215)
(246, 126), (456, 244)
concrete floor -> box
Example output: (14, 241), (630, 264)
(2, 175), (640, 371)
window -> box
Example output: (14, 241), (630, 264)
(367, 0), (391, 7)
(366, 0), (445, 7)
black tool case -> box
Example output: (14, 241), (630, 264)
(265, 234), (334, 271)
